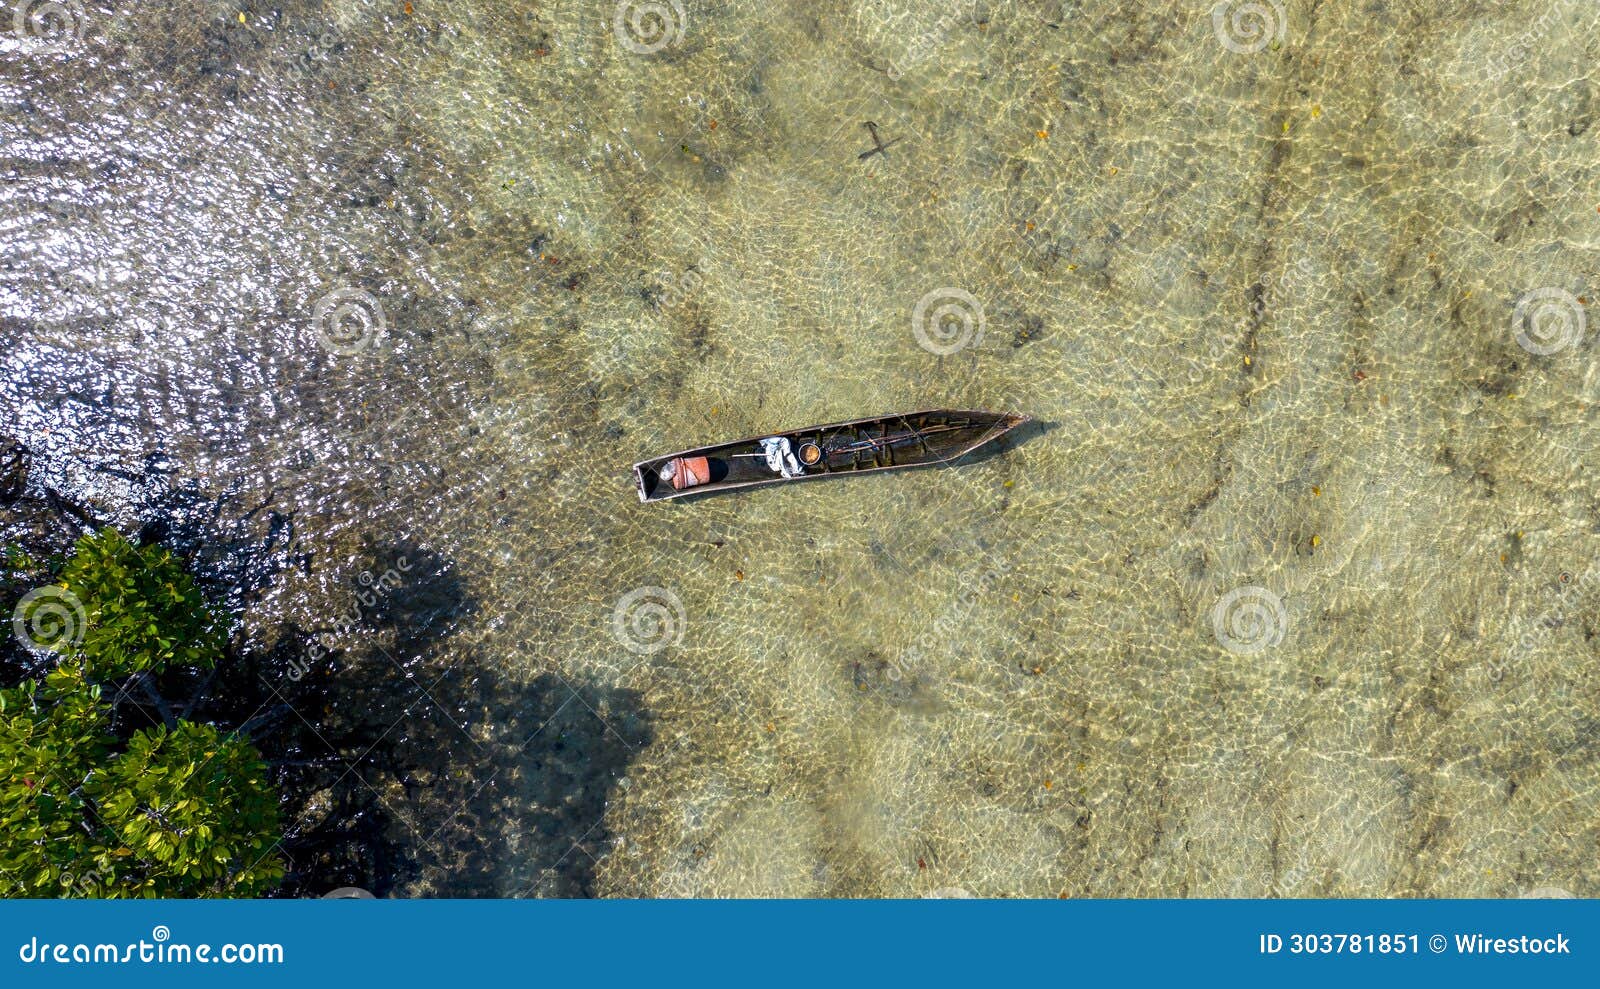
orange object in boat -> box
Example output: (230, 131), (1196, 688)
(662, 456), (711, 490)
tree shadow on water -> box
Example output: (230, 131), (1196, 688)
(394, 671), (654, 897)
(250, 542), (653, 898)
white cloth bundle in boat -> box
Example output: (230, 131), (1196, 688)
(759, 437), (804, 478)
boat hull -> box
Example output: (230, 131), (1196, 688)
(633, 409), (1030, 503)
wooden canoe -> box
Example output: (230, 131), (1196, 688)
(633, 409), (1030, 503)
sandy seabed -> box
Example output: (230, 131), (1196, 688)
(2, 0), (1597, 897)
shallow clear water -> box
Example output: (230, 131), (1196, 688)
(3, 0), (1599, 896)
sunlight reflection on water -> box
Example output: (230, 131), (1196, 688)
(2, 0), (1599, 898)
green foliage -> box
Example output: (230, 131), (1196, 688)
(84, 721), (284, 897)
(51, 528), (226, 679)
(1, 531), (282, 898)
(0, 667), (108, 894)
(0, 668), (283, 898)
